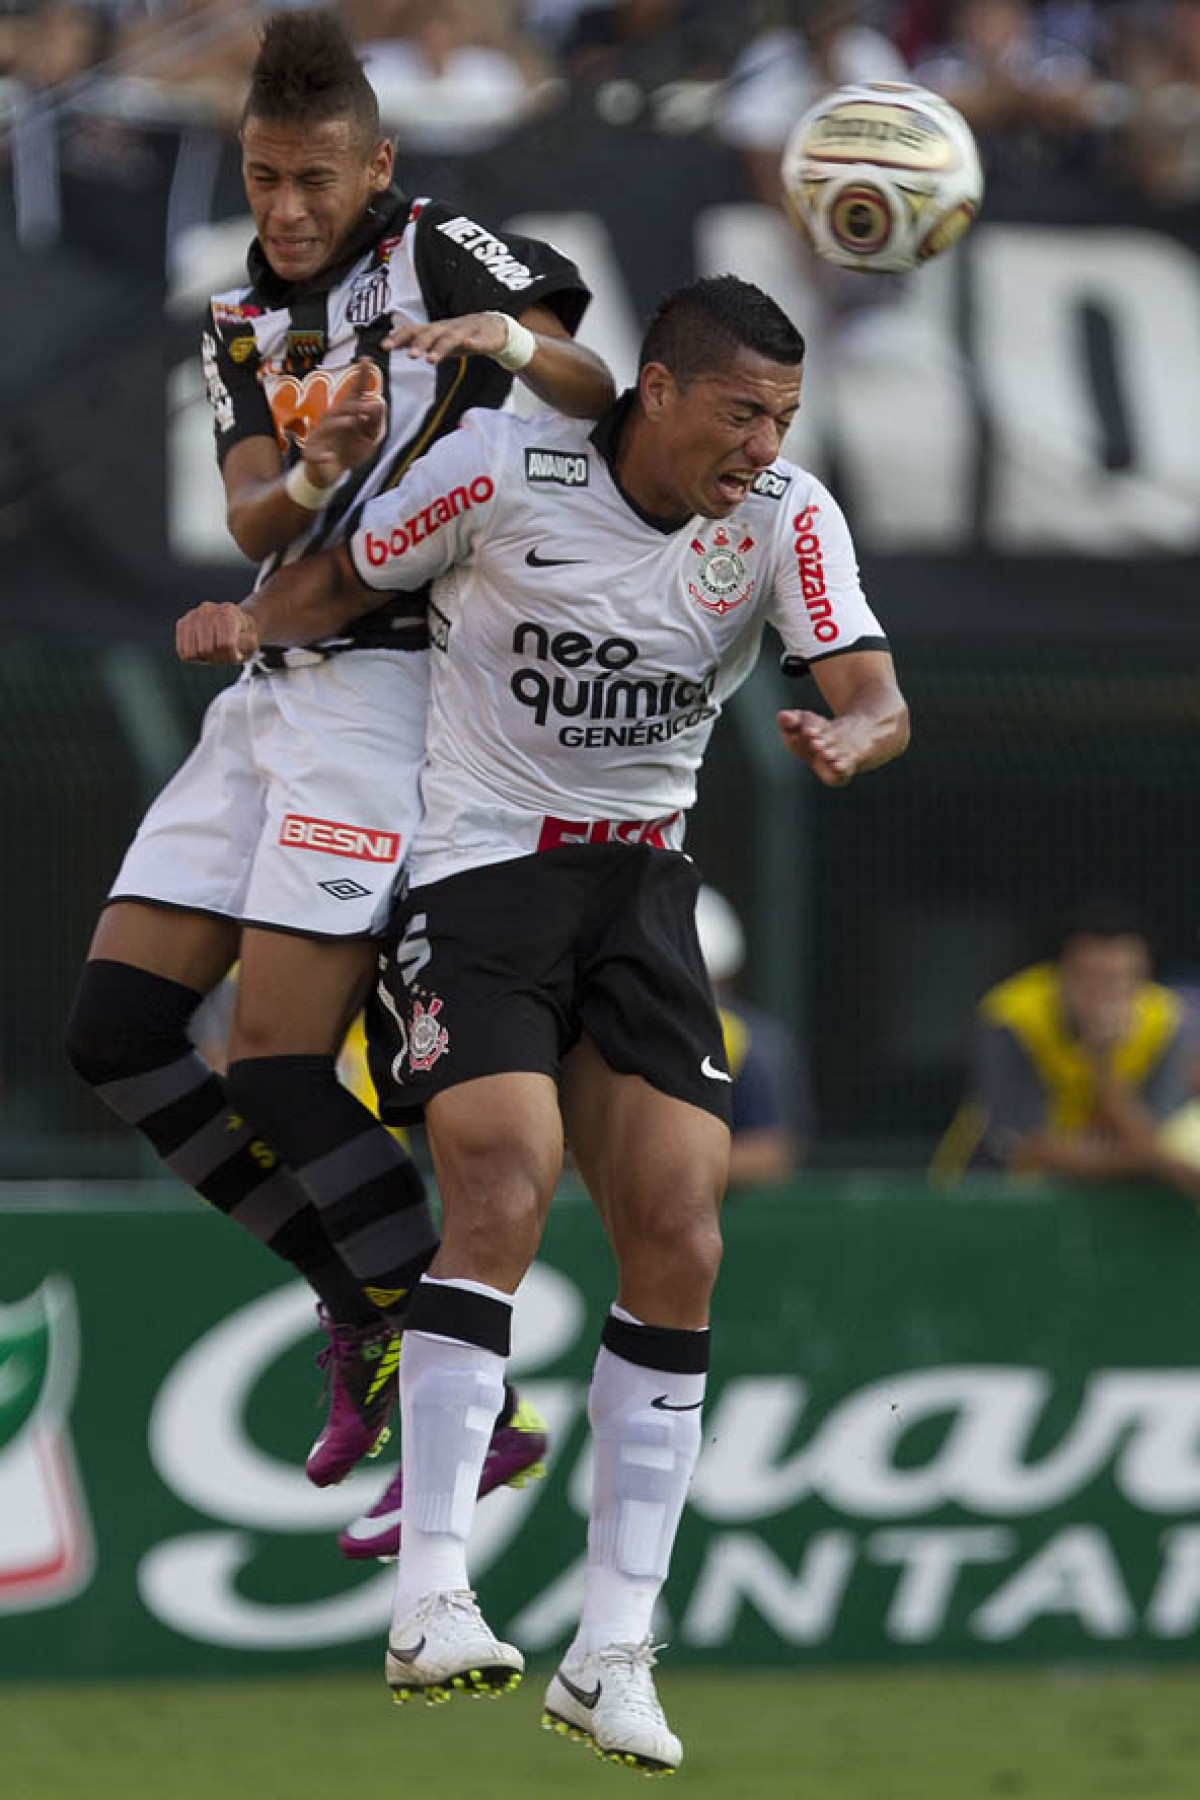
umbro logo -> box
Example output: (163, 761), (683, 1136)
(651, 1394), (704, 1412)
(700, 1055), (732, 1083)
(319, 878), (372, 900)
(525, 547), (585, 568)
(557, 1670), (601, 1710)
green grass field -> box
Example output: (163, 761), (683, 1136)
(4, 1665), (1199, 1800)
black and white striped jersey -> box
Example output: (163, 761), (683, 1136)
(200, 186), (590, 653)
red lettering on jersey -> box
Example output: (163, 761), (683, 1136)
(536, 812), (681, 852)
(360, 476), (496, 568)
(279, 814), (400, 862)
(792, 504), (839, 644)
(265, 363), (385, 452)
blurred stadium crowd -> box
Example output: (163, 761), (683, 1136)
(2, 1), (1198, 1178)
(2, 0), (1200, 213)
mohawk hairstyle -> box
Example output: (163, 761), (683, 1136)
(243, 11), (380, 146)
(639, 276), (805, 385)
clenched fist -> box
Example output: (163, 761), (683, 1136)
(177, 601), (259, 665)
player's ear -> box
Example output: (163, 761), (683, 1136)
(369, 138), (395, 191)
(639, 361), (674, 420)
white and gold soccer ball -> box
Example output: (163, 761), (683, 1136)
(780, 81), (983, 274)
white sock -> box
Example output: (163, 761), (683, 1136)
(390, 1289), (509, 1627)
(570, 1323), (707, 1658)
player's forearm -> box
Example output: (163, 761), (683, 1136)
(226, 476), (339, 563)
(515, 332), (616, 421)
(244, 544), (372, 645)
(834, 676), (911, 773)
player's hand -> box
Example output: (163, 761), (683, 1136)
(303, 360), (386, 484)
(382, 309), (512, 364)
(176, 601), (259, 665)
(777, 709), (862, 787)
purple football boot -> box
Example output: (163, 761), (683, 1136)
(338, 1391), (548, 1559)
(306, 1308), (400, 1488)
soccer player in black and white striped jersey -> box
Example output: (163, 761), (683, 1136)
(65, 12), (613, 1508)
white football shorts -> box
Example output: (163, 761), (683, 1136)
(108, 650), (429, 938)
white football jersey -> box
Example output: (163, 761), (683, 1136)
(349, 397), (888, 884)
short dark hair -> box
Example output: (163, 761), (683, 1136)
(243, 12), (380, 147)
(639, 276), (805, 384)
(1055, 897), (1150, 957)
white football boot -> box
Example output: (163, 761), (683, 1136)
(542, 1637), (682, 1775)
(385, 1590), (523, 1705)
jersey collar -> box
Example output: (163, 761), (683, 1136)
(246, 184), (413, 306)
(589, 390), (695, 537)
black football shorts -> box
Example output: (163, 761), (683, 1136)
(367, 843), (733, 1126)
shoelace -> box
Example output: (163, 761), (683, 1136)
(594, 1640), (670, 1724)
(409, 1588), (483, 1627)
(313, 1316), (394, 1400)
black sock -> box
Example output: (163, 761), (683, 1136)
(66, 960), (377, 1326)
(226, 1054), (439, 1327)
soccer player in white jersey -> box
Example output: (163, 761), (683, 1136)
(177, 275), (909, 1773)
(64, 12), (613, 1512)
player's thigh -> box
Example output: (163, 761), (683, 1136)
(248, 653), (426, 940)
(105, 680), (264, 924)
(563, 1032), (728, 1298)
(229, 927), (376, 1059)
(425, 1072), (564, 1289)
(87, 901), (239, 995)
(368, 856), (581, 1123)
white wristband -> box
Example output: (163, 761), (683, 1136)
(487, 311), (537, 373)
(284, 461), (337, 511)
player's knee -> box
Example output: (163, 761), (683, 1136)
(437, 1144), (548, 1275)
(65, 959), (199, 1087)
(667, 1214), (724, 1300)
(622, 1202), (723, 1305)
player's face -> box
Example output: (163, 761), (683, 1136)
(1060, 934), (1149, 1048)
(641, 350), (802, 522)
(241, 114), (394, 285)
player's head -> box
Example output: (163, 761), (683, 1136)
(632, 276), (805, 522)
(1053, 898), (1152, 1045)
(241, 11), (393, 285)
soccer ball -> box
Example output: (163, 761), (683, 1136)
(780, 81), (983, 274)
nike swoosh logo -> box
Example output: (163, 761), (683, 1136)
(557, 1671), (602, 1709)
(701, 1055), (732, 1082)
(388, 1634), (426, 1663)
(525, 547), (585, 568)
(651, 1394), (704, 1411)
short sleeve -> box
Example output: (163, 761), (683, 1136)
(766, 475), (889, 675)
(348, 408), (505, 591)
(202, 303), (276, 468)
(413, 201), (590, 335)
(1142, 1025), (1194, 1121)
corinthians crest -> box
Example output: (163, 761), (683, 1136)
(408, 995), (450, 1073)
(688, 526), (756, 616)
